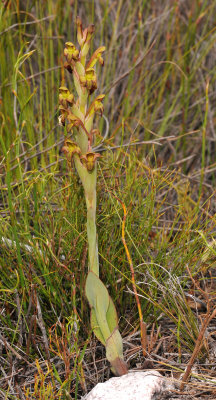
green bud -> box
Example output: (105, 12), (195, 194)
(87, 94), (105, 117)
(87, 46), (106, 69)
(86, 24), (95, 42)
(81, 25), (95, 58)
(76, 16), (83, 46)
(85, 95), (105, 132)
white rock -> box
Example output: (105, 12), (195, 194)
(83, 370), (173, 400)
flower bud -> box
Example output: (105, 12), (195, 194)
(87, 94), (105, 117)
(76, 16), (83, 46)
(81, 25), (95, 58)
(87, 46), (106, 69)
(86, 24), (95, 41)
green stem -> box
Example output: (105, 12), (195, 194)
(86, 183), (99, 276)
(74, 156), (99, 276)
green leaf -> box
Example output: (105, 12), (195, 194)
(106, 328), (124, 363)
(85, 271), (127, 375)
(90, 296), (119, 345)
(106, 297), (118, 333)
(85, 271), (109, 311)
(86, 271), (111, 340)
(106, 328), (128, 376)
(90, 308), (106, 345)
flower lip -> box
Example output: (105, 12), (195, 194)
(65, 41), (76, 49)
(62, 139), (81, 159)
(80, 152), (101, 171)
(59, 86), (69, 93)
(64, 42), (79, 62)
(59, 87), (74, 108)
(79, 68), (97, 94)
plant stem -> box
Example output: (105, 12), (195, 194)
(85, 173), (99, 276)
(74, 156), (99, 276)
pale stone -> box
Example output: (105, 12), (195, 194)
(83, 370), (173, 400)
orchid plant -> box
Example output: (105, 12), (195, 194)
(59, 17), (128, 376)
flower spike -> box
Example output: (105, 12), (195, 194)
(60, 17), (128, 376)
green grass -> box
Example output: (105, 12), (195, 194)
(0, 0), (216, 398)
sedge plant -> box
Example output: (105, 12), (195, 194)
(59, 17), (128, 376)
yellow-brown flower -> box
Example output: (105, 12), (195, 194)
(80, 152), (101, 171)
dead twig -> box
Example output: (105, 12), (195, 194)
(36, 295), (50, 361)
(180, 265), (216, 390)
